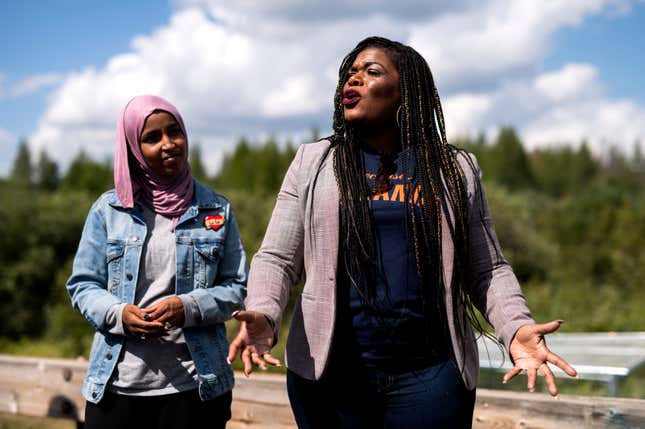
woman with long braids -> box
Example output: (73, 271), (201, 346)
(228, 36), (577, 428)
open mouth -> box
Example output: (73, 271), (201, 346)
(343, 89), (361, 106)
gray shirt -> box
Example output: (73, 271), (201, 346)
(105, 206), (201, 395)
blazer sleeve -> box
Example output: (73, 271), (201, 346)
(245, 144), (306, 338)
(462, 153), (535, 348)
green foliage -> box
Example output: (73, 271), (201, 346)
(0, 182), (94, 339)
(488, 127), (535, 191)
(531, 143), (598, 197)
(10, 140), (33, 187)
(60, 151), (112, 194)
(482, 185), (558, 283)
(35, 149), (60, 191)
(1, 128), (645, 398)
(189, 143), (209, 183)
(213, 136), (297, 195)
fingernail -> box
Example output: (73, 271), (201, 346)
(261, 366), (267, 371)
(555, 319), (564, 324)
(502, 379), (507, 384)
(575, 374), (580, 379)
(231, 311), (240, 317)
(554, 395), (560, 400)
(226, 358), (231, 365)
(529, 388), (535, 393)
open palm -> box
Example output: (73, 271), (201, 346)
(504, 320), (578, 396)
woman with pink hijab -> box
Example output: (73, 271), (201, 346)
(67, 95), (247, 429)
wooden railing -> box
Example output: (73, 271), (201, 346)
(1, 354), (644, 428)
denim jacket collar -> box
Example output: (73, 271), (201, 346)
(107, 180), (223, 210)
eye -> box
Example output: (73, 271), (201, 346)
(367, 68), (381, 76)
(167, 126), (183, 139)
(141, 131), (161, 144)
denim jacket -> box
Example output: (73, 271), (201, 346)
(67, 180), (247, 403)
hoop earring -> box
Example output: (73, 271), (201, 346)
(396, 105), (403, 128)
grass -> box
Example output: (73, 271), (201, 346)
(0, 413), (75, 429)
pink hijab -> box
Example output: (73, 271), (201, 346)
(114, 95), (194, 218)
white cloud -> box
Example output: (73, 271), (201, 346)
(0, 128), (18, 176)
(443, 93), (494, 139)
(441, 62), (645, 153)
(176, 0), (479, 22)
(28, 0), (645, 174)
(534, 63), (600, 102)
(29, 7), (409, 170)
(408, 0), (626, 91)
(523, 99), (645, 152)
(0, 73), (64, 99)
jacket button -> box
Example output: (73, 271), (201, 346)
(106, 353), (113, 360)
(126, 273), (133, 281)
(91, 392), (97, 398)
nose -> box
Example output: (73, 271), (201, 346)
(161, 133), (175, 149)
(347, 73), (362, 86)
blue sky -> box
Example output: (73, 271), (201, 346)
(1, 0), (644, 176)
(545, 5), (645, 105)
(1, 1), (171, 136)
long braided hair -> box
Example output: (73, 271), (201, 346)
(331, 36), (487, 361)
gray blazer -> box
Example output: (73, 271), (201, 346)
(246, 139), (534, 390)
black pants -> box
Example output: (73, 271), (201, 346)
(84, 389), (232, 429)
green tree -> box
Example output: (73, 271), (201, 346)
(10, 140), (33, 187)
(61, 151), (113, 195)
(190, 143), (209, 183)
(488, 127), (535, 190)
(531, 143), (599, 197)
(214, 136), (298, 194)
(36, 150), (60, 191)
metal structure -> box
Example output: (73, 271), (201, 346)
(477, 331), (645, 396)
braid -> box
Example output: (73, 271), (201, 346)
(330, 36), (490, 362)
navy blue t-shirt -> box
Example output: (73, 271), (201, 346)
(336, 148), (450, 370)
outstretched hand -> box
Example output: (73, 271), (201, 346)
(504, 320), (578, 397)
(227, 310), (281, 376)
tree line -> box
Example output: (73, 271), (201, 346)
(0, 129), (643, 357)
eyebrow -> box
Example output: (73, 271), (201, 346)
(350, 60), (385, 70)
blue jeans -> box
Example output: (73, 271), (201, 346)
(287, 357), (475, 429)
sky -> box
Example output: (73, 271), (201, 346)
(1, 0), (645, 176)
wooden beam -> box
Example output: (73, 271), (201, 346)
(1, 355), (643, 428)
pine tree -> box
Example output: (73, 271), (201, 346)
(10, 140), (33, 187)
(36, 150), (60, 191)
(190, 144), (209, 183)
(490, 127), (535, 190)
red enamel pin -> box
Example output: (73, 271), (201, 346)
(204, 214), (225, 231)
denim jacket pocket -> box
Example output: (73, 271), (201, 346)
(194, 240), (224, 288)
(106, 240), (125, 294)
